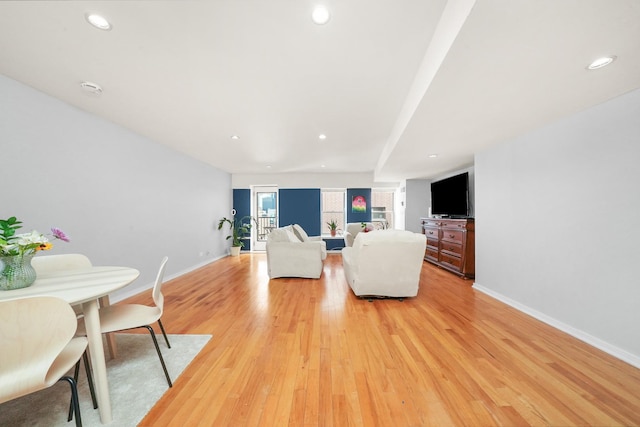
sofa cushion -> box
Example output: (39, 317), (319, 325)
(267, 228), (291, 243)
(268, 226), (306, 243)
(292, 224), (309, 242)
(285, 229), (300, 243)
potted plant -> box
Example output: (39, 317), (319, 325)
(1, 216), (69, 290)
(326, 219), (339, 237)
(217, 215), (253, 256)
(361, 222), (374, 233)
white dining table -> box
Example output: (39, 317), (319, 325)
(0, 266), (140, 424)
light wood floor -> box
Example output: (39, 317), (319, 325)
(126, 253), (640, 426)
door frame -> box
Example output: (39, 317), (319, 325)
(251, 185), (278, 251)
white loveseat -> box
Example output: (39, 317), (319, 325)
(341, 229), (426, 298)
(266, 224), (327, 279)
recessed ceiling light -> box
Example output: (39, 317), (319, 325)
(85, 13), (112, 31)
(318, 134), (327, 140)
(230, 135), (240, 140)
(428, 154), (438, 158)
(80, 81), (103, 96)
(320, 164), (326, 168)
(587, 56), (616, 70)
(312, 5), (331, 25)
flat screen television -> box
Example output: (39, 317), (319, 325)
(430, 172), (469, 217)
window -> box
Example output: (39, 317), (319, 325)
(321, 189), (345, 235)
(371, 189), (395, 229)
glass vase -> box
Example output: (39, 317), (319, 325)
(0, 253), (37, 291)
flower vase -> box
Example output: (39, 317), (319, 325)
(0, 253), (37, 290)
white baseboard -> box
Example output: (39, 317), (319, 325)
(473, 282), (640, 370)
(111, 255), (225, 303)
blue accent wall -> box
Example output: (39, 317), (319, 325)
(232, 188), (252, 250)
(279, 189), (321, 236)
(233, 187), (374, 246)
(346, 188), (372, 223)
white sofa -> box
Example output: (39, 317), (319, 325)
(266, 224), (327, 279)
(341, 229), (426, 298)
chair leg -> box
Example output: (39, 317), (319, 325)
(83, 351), (98, 409)
(59, 376), (82, 427)
(143, 325), (173, 387)
(68, 352), (97, 422)
(157, 319), (171, 348)
(67, 361), (81, 422)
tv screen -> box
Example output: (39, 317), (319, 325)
(431, 172), (469, 217)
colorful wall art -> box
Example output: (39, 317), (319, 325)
(352, 195), (367, 213)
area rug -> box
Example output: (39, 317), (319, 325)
(0, 333), (211, 426)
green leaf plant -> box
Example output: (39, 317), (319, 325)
(217, 215), (255, 248)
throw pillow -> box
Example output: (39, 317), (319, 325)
(285, 229), (300, 243)
(292, 224), (310, 242)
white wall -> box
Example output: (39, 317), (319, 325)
(474, 88), (640, 366)
(404, 179), (430, 232)
(0, 75), (232, 301)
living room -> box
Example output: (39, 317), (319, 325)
(2, 1), (640, 423)
(4, 62), (640, 365)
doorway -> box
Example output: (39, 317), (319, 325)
(252, 186), (278, 251)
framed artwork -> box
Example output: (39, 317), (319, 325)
(352, 195), (367, 213)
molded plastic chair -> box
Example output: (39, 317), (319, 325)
(32, 254), (93, 317)
(76, 256), (173, 387)
(31, 253), (93, 274)
(0, 296), (89, 426)
(31, 253), (99, 415)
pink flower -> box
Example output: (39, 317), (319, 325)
(51, 227), (70, 242)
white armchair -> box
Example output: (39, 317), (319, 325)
(341, 229), (426, 298)
(343, 222), (375, 247)
(266, 225), (327, 279)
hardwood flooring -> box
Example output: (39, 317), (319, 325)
(125, 253), (640, 426)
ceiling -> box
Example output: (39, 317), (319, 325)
(2, 0), (639, 182)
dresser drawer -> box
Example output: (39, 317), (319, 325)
(441, 229), (463, 244)
(422, 219), (440, 228)
(440, 252), (462, 270)
(425, 247), (439, 262)
(426, 237), (439, 249)
(441, 241), (463, 256)
(440, 220), (468, 229)
(423, 227), (439, 239)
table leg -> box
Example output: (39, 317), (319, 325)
(82, 300), (112, 424)
(99, 296), (118, 359)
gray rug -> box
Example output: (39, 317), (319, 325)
(0, 333), (211, 426)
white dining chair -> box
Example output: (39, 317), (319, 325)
(76, 256), (173, 387)
(31, 253), (99, 415)
(32, 253), (92, 316)
(31, 253), (93, 274)
(35, 254), (122, 360)
(0, 296), (89, 426)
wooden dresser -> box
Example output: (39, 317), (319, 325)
(420, 217), (475, 279)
